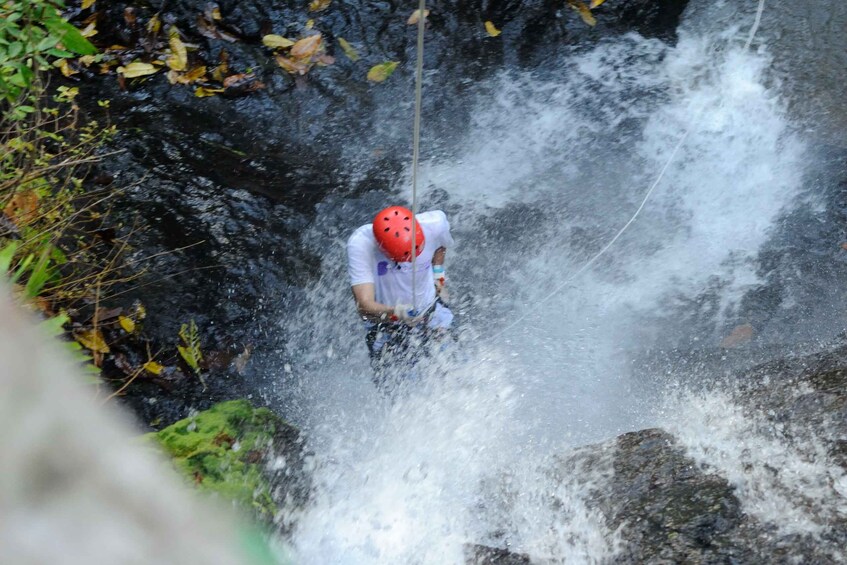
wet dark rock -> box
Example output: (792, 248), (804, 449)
(599, 429), (754, 564)
(72, 0), (691, 409)
(466, 543), (532, 564)
(489, 343), (847, 564)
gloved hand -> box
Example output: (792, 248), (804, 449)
(392, 303), (424, 326)
(433, 266), (449, 304)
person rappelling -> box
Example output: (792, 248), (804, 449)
(347, 206), (454, 390)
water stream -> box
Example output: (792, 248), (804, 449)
(269, 2), (845, 562)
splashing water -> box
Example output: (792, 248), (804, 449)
(278, 8), (826, 563)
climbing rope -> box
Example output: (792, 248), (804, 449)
(485, 0), (767, 345)
(409, 0), (427, 312)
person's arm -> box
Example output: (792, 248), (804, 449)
(352, 283), (395, 323)
(432, 246), (447, 299)
(433, 246), (446, 267)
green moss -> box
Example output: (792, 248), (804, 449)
(147, 400), (282, 521)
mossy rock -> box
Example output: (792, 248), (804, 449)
(148, 400), (294, 523)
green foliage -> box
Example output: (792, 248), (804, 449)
(0, 0), (96, 106)
(178, 319), (204, 376)
(146, 400), (283, 522)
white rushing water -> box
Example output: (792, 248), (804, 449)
(281, 5), (829, 562)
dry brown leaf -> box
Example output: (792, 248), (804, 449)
(407, 9), (430, 25)
(720, 324), (754, 349)
(275, 54), (308, 74)
(314, 53), (335, 66)
(589, 0), (606, 7)
(290, 34), (322, 61)
(75, 328), (110, 354)
(484, 20), (501, 37)
(4, 191), (39, 225)
(82, 0), (96, 9)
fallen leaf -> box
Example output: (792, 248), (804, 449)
(124, 7), (137, 26)
(840, 242), (847, 251)
(222, 73), (266, 94)
(80, 22), (97, 38)
(262, 34), (295, 49)
(117, 62), (159, 78)
(4, 191), (39, 225)
(484, 20), (501, 37)
(212, 7), (222, 20)
(147, 14), (161, 34)
(223, 72), (252, 87)
(143, 360), (165, 375)
(589, 0), (606, 7)
(212, 50), (229, 81)
(367, 61), (398, 83)
(720, 324), (754, 349)
(309, 0), (331, 12)
(54, 58), (79, 77)
(74, 328), (110, 354)
(196, 14), (239, 42)
(134, 301), (147, 320)
(118, 315), (135, 333)
(168, 66), (207, 85)
(290, 34), (322, 61)
(566, 0), (596, 26)
(78, 54), (96, 66)
(167, 28), (188, 71)
(407, 9), (430, 25)
(82, 0), (95, 8)
(305, 19), (315, 30)
(195, 86), (225, 97)
(314, 53), (335, 66)
(275, 54), (308, 74)
(337, 37), (359, 61)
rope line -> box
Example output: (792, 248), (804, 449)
(486, 130), (690, 343)
(484, 0), (767, 345)
(744, 0), (766, 50)
(409, 0), (427, 312)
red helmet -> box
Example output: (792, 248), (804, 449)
(372, 206), (425, 263)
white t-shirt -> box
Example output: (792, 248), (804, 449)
(347, 210), (454, 311)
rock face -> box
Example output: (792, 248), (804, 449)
(470, 342), (847, 564)
(147, 399), (309, 530)
(73, 0), (690, 344)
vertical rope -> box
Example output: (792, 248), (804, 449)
(409, 0), (426, 312)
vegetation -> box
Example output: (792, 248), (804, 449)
(146, 400), (283, 522)
(0, 1), (221, 396)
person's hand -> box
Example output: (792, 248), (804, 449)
(433, 267), (449, 304)
(392, 304), (424, 326)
